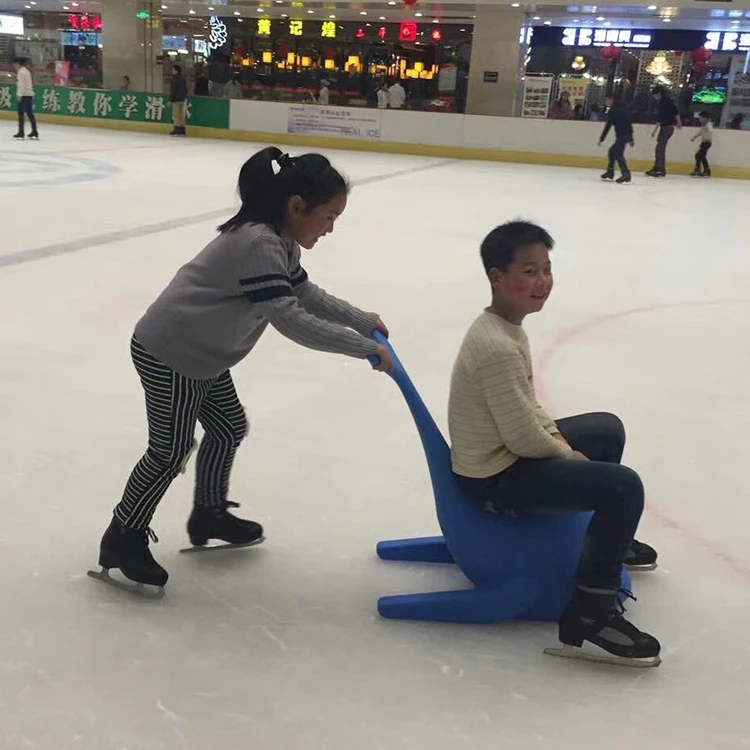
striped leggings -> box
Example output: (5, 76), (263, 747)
(115, 337), (247, 530)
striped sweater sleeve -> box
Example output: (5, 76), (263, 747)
(475, 350), (573, 460)
(291, 265), (379, 337)
(238, 234), (378, 359)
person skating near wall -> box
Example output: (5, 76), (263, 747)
(13, 57), (38, 141)
(598, 93), (634, 185)
(169, 64), (188, 137)
(647, 85), (681, 178)
(690, 111), (713, 178)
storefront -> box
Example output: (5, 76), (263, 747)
(526, 24), (750, 123)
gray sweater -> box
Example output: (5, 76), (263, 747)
(134, 223), (380, 379)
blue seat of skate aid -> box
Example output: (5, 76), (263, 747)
(370, 331), (631, 624)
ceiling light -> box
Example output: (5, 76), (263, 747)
(572, 18), (579, 22)
(388, 1), (396, 4)
(189, 9), (195, 14)
(662, 17), (671, 22)
(24, 4), (31, 7)
(432, 18), (439, 23)
(329, 14), (335, 18)
(596, 16), (605, 21)
(648, 4), (657, 9)
(30, 1), (36, 4)
(414, 12), (422, 17)
(281, 13), (288, 17)
(276, 0), (283, 3)
(237, 17), (243, 22)
(257, 7), (264, 11)
(360, 10), (367, 15)
(161, 3), (168, 8)
(63, 4), (69, 8)
(511, 2), (520, 6)
(532, 15), (540, 20)
(234, 10), (240, 15)
(604, 21), (611, 26)
(378, 16), (385, 20)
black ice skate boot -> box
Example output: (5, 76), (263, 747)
(545, 587), (661, 667)
(182, 502), (264, 553)
(28, 131), (39, 140)
(600, 170), (615, 181)
(13, 132), (24, 140)
(616, 174), (632, 185)
(87, 517), (168, 594)
(625, 539), (658, 571)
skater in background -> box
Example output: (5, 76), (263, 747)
(690, 110), (713, 178)
(318, 79), (330, 106)
(549, 90), (573, 120)
(169, 64), (187, 136)
(448, 221), (660, 666)
(377, 82), (389, 110)
(598, 93), (634, 184)
(388, 79), (405, 110)
(13, 57), (38, 141)
(92, 146), (393, 592)
(647, 85), (681, 177)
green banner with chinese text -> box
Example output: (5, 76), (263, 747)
(0, 84), (229, 129)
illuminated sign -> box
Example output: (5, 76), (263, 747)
(321, 21), (336, 38)
(562, 27), (653, 49)
(257, 18), (271, 35)
(431, 28), (443, 42)
(378, 26), (387, 40)
(69, 13), (102, 31)
(289, 19), (303, 36)
(0, 13), (24, 35)
(355, 27), (365, 39)
(704, 31), (750, 52)
(400, 21), (417, 42)
(208, 16), (228, 50)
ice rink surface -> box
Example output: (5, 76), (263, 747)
(1, 125), (749, 750)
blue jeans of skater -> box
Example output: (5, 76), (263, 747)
(456, 413), (644, 591)
(654, 125), (674, 173)
(17, 96), (37, 136)
(607, 137), (631, 178)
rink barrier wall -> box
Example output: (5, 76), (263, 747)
(3, 89), (750, 179)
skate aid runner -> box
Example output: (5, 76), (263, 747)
(449, 221), (661, 667)
(88, 147), (394, 597)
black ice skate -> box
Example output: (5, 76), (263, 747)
(544, 588), (661, 668)
(180, 502), (264, 553)
(87, 517), (167, 597)
(28, 131), (39, 140)
(625, 539), (658, 571)
(13, 132), (24, 140)
(600, 170), (615, 181)
(616, 175), (632, 185)
(646, 169), (666, 178)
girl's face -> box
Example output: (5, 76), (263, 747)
(489, 244), (553, 321)
(286, 192), (348, 250)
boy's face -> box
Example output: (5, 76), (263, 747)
(13, 63), (19, 72)
(489, 244), (553, 316)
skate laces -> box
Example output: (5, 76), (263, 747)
(147, 528), (159, 544)
(614, 588), (637, 616)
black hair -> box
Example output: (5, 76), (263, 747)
(13, 57), (27, 66)
(173, 64), (182, 73)
(218, 146), (350, 234)
(480, 221), (554, 274)
(699, 109), (710, 119)
(652, 85), (665, 96)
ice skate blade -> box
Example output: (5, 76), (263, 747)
(625, 562), (658, 572)
(179, 536), (265, 554)
(86, 568), (165, 599)
(543, 644), (661, 668)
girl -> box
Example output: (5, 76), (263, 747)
(93, 147), (392, 592)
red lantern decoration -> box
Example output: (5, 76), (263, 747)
(431, 28), (443, 42)
(399, 21), (417, 42)
(378, 26), (387, 41)
(691, 45), (712, 76)
(600, 44), (622, 66)
(355, 27), (366, 39)
(402, 0), (419, 6)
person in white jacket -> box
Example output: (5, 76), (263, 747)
(13, 57), (38, 140)
(388, 80), (405, 109)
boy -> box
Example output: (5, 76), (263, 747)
(598, 93), (633, 184)
(13, 57), (38, 141)
(647, 85), (681, 177)
(169, 64), (187, 136)
(448, 221), (661, 667)
(690, 111), (713, 178)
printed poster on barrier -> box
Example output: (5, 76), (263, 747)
(721, 56), (750, 129)
(521, 76), (553, 118)
(287, 105), (381, 140)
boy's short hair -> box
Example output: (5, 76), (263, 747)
(699, 110), (710, 119)
(13, 57), (26, 65)
(652, 85), (665, 96)
(480, 221), (554, 274)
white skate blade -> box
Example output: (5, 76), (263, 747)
(543, 644), (661, 668)
(87, 567), (165, 599)
(178, 536), (265, 554)
(625, 562), (658, 572)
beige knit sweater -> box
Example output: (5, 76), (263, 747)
(448, 310), (573, 478)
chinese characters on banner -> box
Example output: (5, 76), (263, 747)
(0, 85), (230, 129)
(557, 77), (589, 109)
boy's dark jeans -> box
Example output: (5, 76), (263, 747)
(17, 96), (37, 135)
(607, 137), (631, 178)
(695, 141), (712, 174)
(456, 412), (644, 591)
(654, 125), (674, 173)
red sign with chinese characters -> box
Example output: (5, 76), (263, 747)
(431, 29), (443, 42)
(355, 27), (366, 39)
(69, 14), (102, 31)
(399, 22), (417, 43)
(378, 26), (387, 41)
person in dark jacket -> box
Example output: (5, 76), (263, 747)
(598, 93), (634, 184)
(647, 85), (681, 177)
(169, 64), (188, 136)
